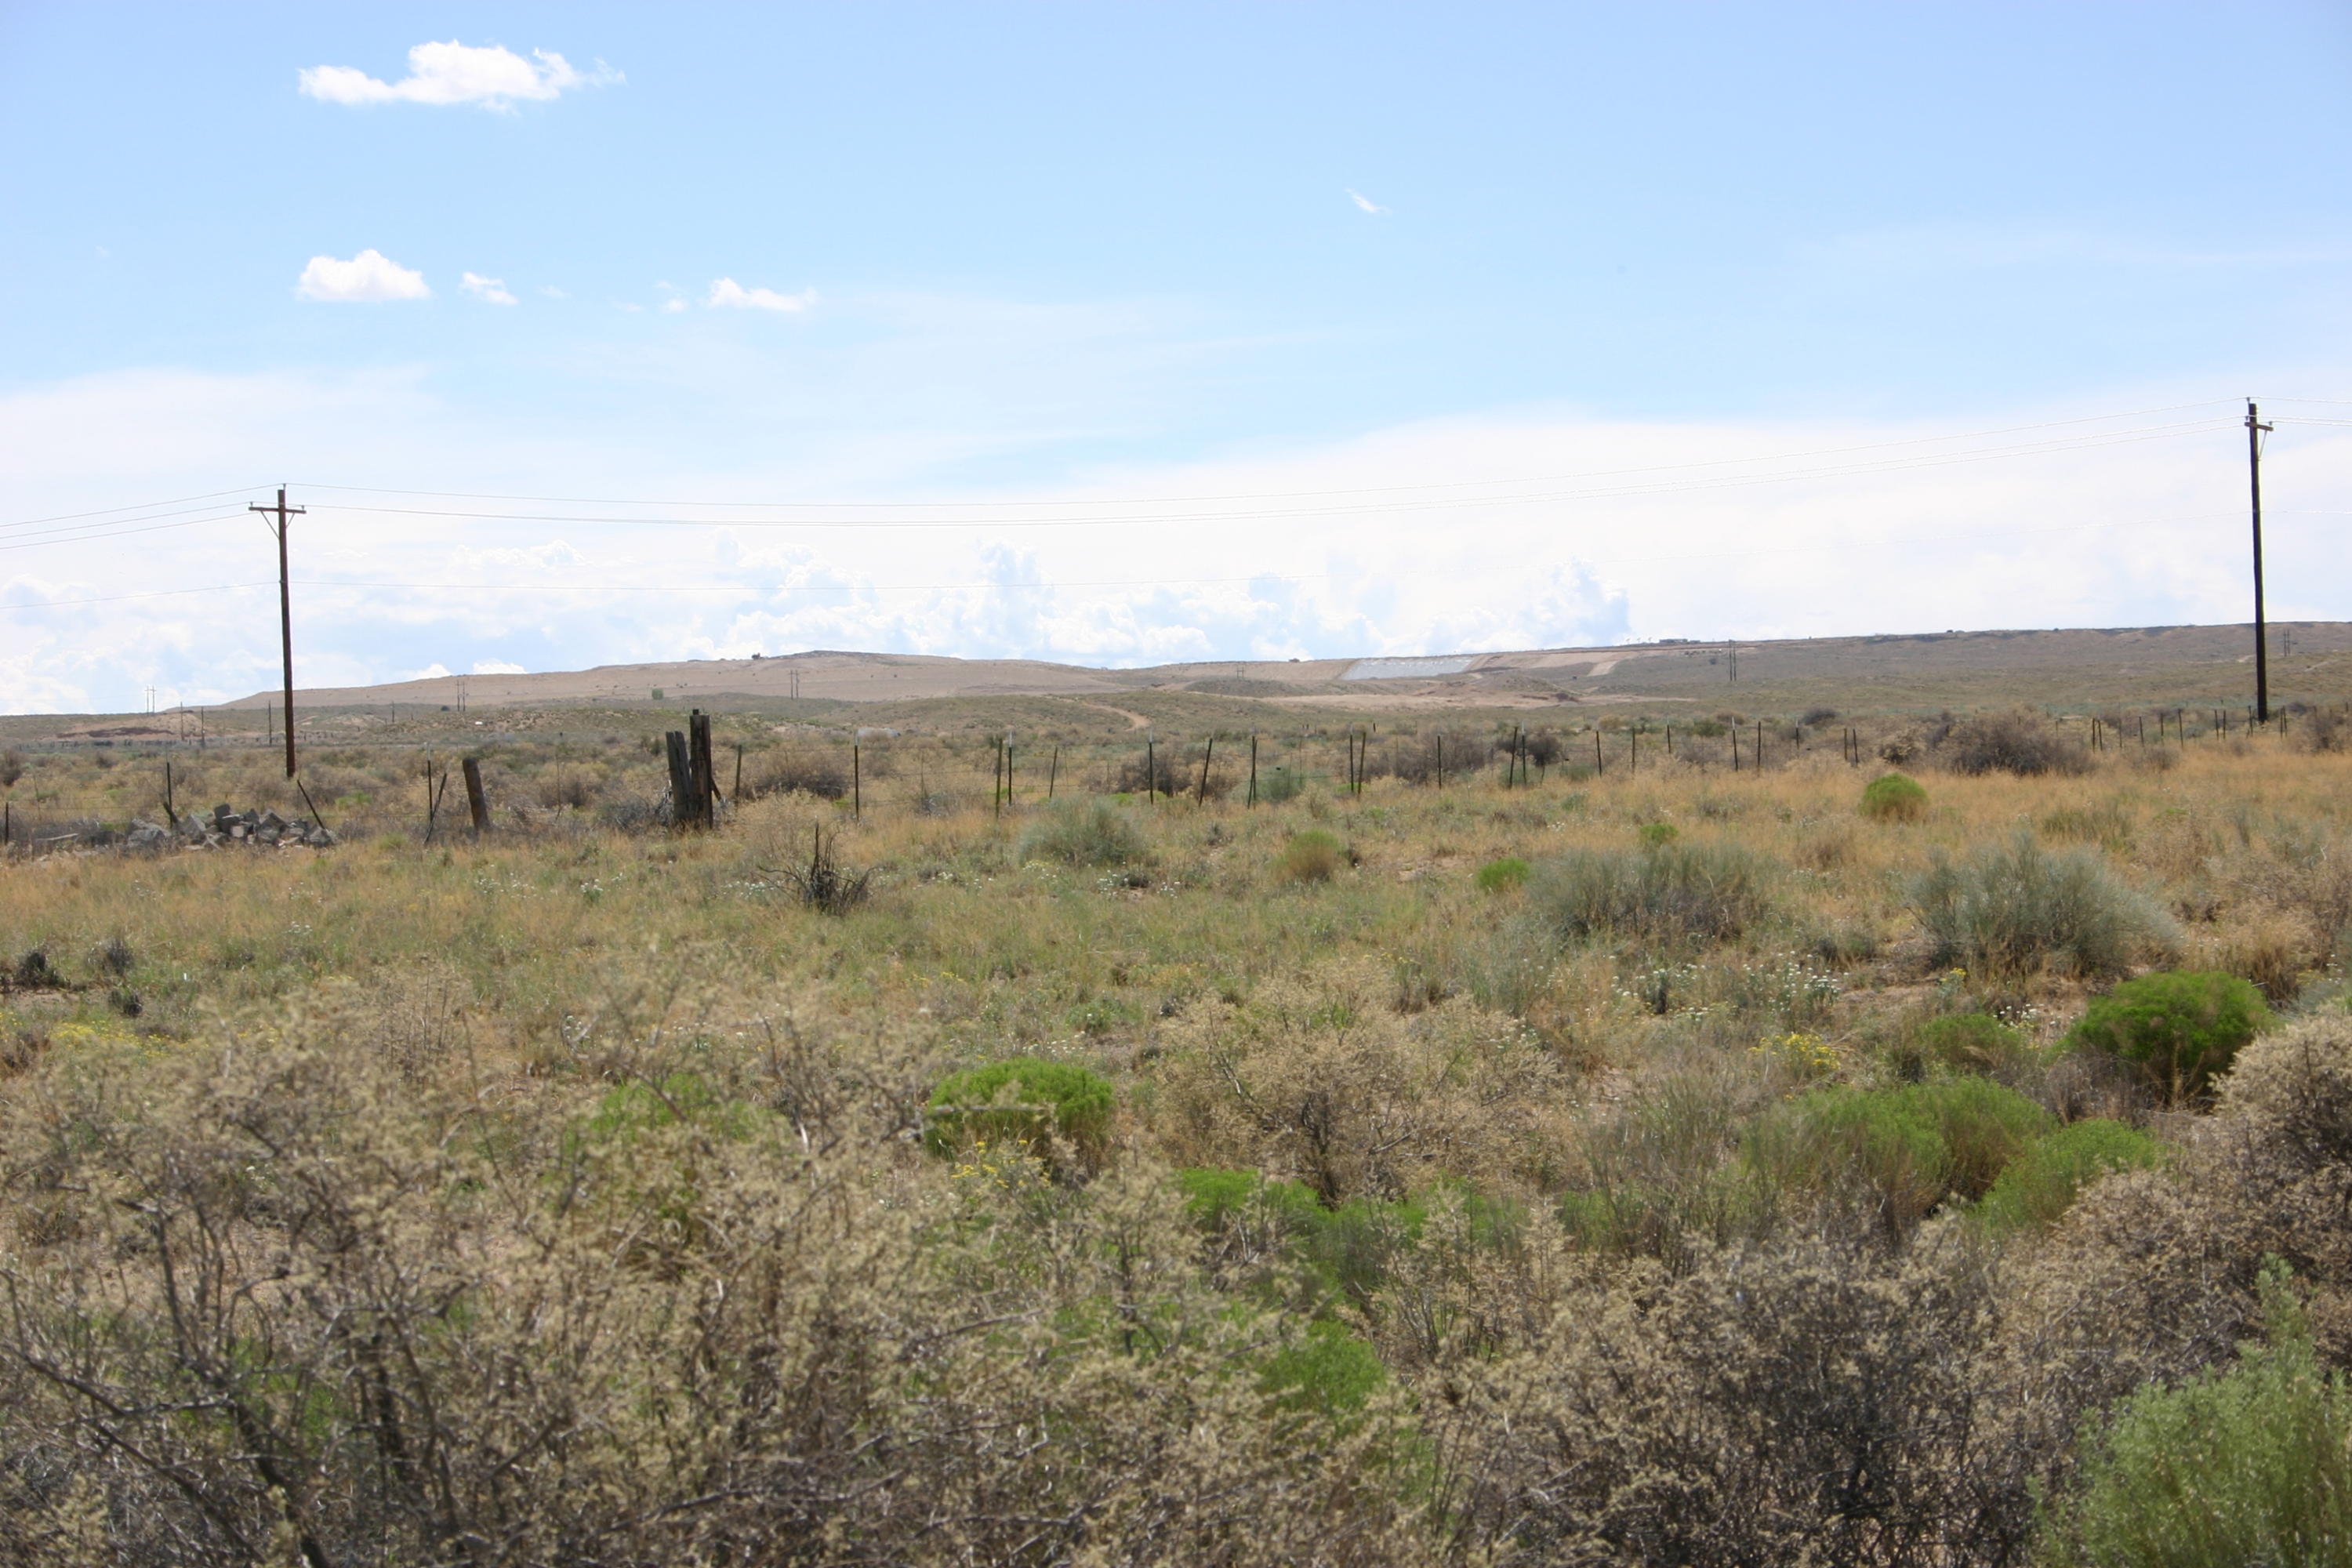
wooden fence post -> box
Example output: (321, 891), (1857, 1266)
(1145, 737), (1156, 804)
(852, 743), (861, 819)
(688, 711), (716, 826)
(1197, 735), (1214, 804)
(664, 731), (694, 826)
(462, 757), (490, 837)
(1047, 744), (1059, 801)
(1248, 734), (1258, 807)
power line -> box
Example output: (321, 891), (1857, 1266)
(1, 485), (267, 531)
(0, 507), (2274, 615)
(297, 419), (2234, 533)
(0, 512), (248, 553)
(288, 397), (2240, 510)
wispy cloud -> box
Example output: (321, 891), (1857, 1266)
(460, 271), (517, 305)
(298, 41), (619, 111)
(537, 285), (568, 299)
(297, 249), (430, 302)
(706, 278), (815, 312)
(1347, 188), (1388, 215)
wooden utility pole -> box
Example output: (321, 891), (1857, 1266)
(2247, 399), (2274, 723)
(249, 486), (305, 777)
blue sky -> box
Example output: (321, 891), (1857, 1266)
(4, 3), (2350, 710)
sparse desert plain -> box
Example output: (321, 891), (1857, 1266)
(2, 626), (2350, 1565)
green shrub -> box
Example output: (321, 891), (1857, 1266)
(2067, 970), (2273, 1103)
(925, 1058), (1116, 1170)
(1531, 840), (1776, 948)
(2042, 1269), (2352, 1567)
(1257, 764), (1307, 804)
(1910, 1011), (2034, 1077)
(1905, 1075), (2054, 1200)
(1017, 799), (1146, 867)
(1860, 771), (1929, 822)
(1977, 1119), (2162, 1236)
(1276, 829), (1344, 884)
(1474, 856), (1530, 893)
(1175, 1167), (1321, 1232)
(1261, 1319), (1386, 1422)
(1744, 1085), (1949, 1233)
(1742, 1076), (2049, 1232)
(1909, 831), (2177, 978)
(1636, 822), (1679, 847)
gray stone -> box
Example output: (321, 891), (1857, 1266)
(259, 811), (286, 832)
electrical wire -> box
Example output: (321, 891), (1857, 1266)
(299, 420), (2234, 532)
(2, 506), (2267, 615)
(1, 486), (267, 531)
(289, 397), (2239, 510)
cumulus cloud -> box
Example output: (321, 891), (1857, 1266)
(296, 249), (430, 302)
(706, 278), (815, 312)
(299, 41), (618, 110)
(460, 271), (517, 305)
(1348, 188), (1388, 214)
(409, 663), (453, 681)
(471, 659), (527, 674)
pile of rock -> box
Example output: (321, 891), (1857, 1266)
(126, 804), (338, 850)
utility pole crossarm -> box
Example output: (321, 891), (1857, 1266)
(2246, 401), (2274, 724)
(249, 485), (306, 778)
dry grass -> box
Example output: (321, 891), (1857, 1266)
(2, 718), (2350, 1563)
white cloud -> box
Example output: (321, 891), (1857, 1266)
(1348, 188), (1388, 215)
(471, 659), (527, 675)
(297, 249), (430, 302)
(538, 285), (568, 299)
(706, 278), (815, 312)
(460, 271), (517, 305)
(6, 345), (2350, 712)
(410, 663), (452, 681)
(299, 41), (618, 111)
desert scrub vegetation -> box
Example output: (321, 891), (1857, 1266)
(2062, 967), (2272, 1104)
(1, 724), (2350, 1562)
(1860, 769), (1929, 821)
(1910, 829), (2178, 978)
(1530, 836), (1776, 948)
(1016, 797), (1148, 867)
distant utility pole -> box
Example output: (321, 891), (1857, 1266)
(1728, 640), (1738, 682)
(250, 485), (305, 777)
(2246, 400), (2274, 723)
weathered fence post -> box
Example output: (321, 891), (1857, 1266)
(1198, 735), (1214, 804)
(664, 731), (694, 826)
(462, 757), (490, 837)
(1248, 733), (1258, 807)
(688, 710), (716, 824)
(852, 743), (861, 819)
